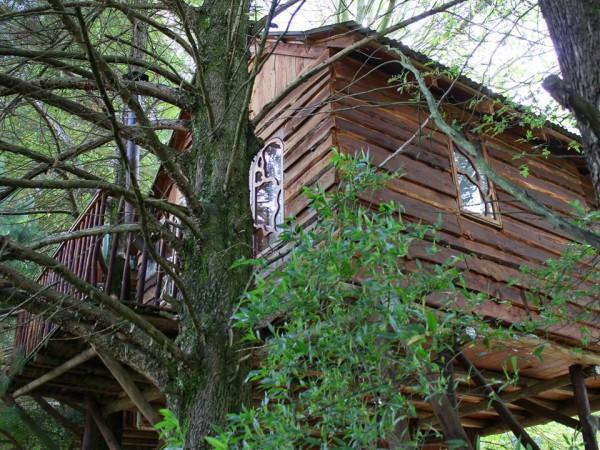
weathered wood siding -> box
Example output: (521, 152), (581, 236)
(330, 53), (598, 347)
(251, 42), (338, 256)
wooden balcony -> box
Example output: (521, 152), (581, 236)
(12, 191), (178, 362)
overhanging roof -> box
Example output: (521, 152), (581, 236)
(269, 21), (581, 153)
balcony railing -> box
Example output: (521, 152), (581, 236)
(13, 192), (178, 359)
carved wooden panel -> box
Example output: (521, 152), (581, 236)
(250, 139), (284, 251)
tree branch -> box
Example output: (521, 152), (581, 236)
(0, 177), (201, 237)
(542, 75), (600, 139)
(398, 54), (600, 249)
(0, 78), (198, 109)
(0, 47), (191, 88)
(0, 237), (188, 363)
(29, 223), (140, 250)
(0, 135), (112, 204)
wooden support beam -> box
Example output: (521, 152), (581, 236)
(95, 349), (160, 425)
(2, 395), (60, 450)
(422, 367), (593, 426)
(456, 353), (540, 450)
(13, 348), (96, 398)
(513, 399), (580, 430)
(388, 418), (418, 449)
(428, 372), (473, 450)
(86, 396), (122, 450)
(101, 387), (162, 416)
(32, 394), (83, 438)
(483, 393), (600, 436)
(570, 364), (599, 450)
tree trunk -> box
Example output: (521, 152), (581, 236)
(172, 1), (256, 448)
(539, 0), (600, 203)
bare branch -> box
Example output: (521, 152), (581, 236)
(0, 237), (188, 363)
(0, 176), (201, 237)
(397, 53), (600, 249)
(0, 47), (191, 88)
(0, 135), (112, 204)
(0, 78), (198, 109)
(29, 223), (140, 250)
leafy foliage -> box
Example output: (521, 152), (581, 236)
(208, 152), (509, 448)
(155, 408), (186, 449)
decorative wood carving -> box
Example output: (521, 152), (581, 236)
(250, 139), (284, 251)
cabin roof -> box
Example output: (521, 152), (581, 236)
(270, 21), (579, 140)
(267, 21), (582, 159)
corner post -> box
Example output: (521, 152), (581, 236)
(569, 364), (599, 450)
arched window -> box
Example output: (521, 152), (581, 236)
(250, 139), (284, 251)
(451, 143), (500, 224)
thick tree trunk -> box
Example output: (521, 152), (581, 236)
(171, 1), (256, 448)
(539, 0), (600, 203)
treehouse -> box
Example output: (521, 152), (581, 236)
(7, 22), (600, 449)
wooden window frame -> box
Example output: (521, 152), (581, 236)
(449, 138), (502, 228)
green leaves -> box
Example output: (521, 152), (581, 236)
(213, 153), (507, 448)
(154, 408), (185, 449)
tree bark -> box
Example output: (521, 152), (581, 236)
(539, 0), (600, 204)
(171, 1), (256, 448)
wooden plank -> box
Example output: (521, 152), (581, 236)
(423, 365), (593, 426)
(95, 349), (160, 425)
(569, 364), (599, 450)
(13, 347), (97, 398)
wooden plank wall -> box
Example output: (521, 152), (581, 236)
(330, 54), (599, 351)
(252, 43), (338, 257)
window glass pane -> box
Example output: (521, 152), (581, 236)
(453, 145), (497, 221)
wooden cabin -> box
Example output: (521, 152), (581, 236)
(7, 22), (600, 448)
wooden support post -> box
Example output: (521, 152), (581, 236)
(429, 376), (473, 450)
(569, 364), (599, 450)
(13, 348), (97, 398)
(465, 429), (479, 448)
(513, 399), (581, 430)
(86, 396), (122, 450)
(456, 352), (540, 450)
(82, 403), (105, 450)
(2, 395), (60, 450)
(95, 349), (160, 425)
(441, 350), (457, 409)
(32, 394), (83, 438)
